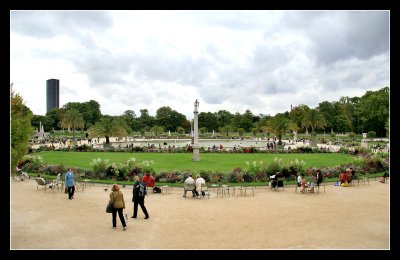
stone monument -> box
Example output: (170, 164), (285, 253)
(361, 133), (368, 148)
(192, 99), (200, 161)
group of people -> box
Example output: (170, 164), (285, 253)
(29, 163), (389, 231)
(338, 167), (355, 187)
(183, 174), (207, 198)
(297, 170), (323, 193)
(108, 174), (151, 231)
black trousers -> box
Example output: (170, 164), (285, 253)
(67, 186), (75, 199)
(112, 208), (126, 228)
(133, 197), (149, 218)
(194, 188), (205, 196)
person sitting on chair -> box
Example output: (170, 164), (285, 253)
(346, 168), (353, 184)
(299, 173), (307, 193)
(16, 163), (30, 181)
(339, 169), (348, 185)
(142, 172), (155, 189)
(276, 172), (284, 188)
(194, 175), (207, 197)
(270, 174), (277, 189)
(183, 174), (196, 197)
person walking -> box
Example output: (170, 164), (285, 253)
(65, 168), (75, 200)
(131, 175), (149, 219)
(109, 184), (127, 230)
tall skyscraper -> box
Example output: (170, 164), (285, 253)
(46, 79), (59, 113)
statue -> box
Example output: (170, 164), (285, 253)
(194, 99), (199, 113)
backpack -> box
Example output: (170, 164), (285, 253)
(138, 182), (147, 196)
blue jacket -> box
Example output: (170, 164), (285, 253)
(65, 172), (75, 187)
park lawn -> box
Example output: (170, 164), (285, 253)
(37, 151), (356, 173)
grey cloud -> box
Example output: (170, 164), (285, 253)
(284, 11), (389, 65)
(319, 54), (389, 92)
(252, 44), (291, 73)
(132, 54), (211, 86)
(11, 11), (112, 39)
(71, 48), (133, 86)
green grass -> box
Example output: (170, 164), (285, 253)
(37, 151), (356, 173)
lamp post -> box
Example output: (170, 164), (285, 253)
(192, 99), (200, 161)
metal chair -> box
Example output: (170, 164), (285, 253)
(217, 184), (230, 197)
(35, 177), (54, 192)
(158, 178), (172, 195)
(198, 183), (210, 199)
(183, 183), (196, 198)
(243, 186), (255, 196)
(143, 180), (154, 197)
(232, 186), (243, 196)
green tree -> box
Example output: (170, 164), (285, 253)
(138, 109), (155, 130)
(46, 107), (65, 130)
(150, 125), (164, 136)
(155, 106), (186, 131)
(218, 125), (234, 137)
(176, 126), (185, 134)
(237, 128), (245, 137)
(11, 87), (33, 176)
(88, 117), (127, 145)
(199, 127), (207, 135)
(304, 109), (327, 135)
(31, 114), (54, 132)
(266, 113), (296, 145)
(251, 128), (258, 137)
(357, 87), (389, 137)
(120, 110), (141, 132)
(290, 105), (310, 134)
(198, 112), (218, 132)
(334, 114), (352, 133)
(61, 109), (85, 142)
(63, 100), (102, 129)
(317, 101), (335, 133)
(215, 110), (234, 129)
(239, 109), (254, 132)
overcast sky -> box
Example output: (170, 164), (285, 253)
(10, 10), (389, 120)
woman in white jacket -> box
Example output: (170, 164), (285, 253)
(194, 175), (207, 197)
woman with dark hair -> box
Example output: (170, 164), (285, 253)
(65, 168), (75, 200)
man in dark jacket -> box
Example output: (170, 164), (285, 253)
(131, 175), (149, 219)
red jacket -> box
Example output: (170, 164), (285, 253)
(339, 172), (348, 182)
(142, 175), (155, 187)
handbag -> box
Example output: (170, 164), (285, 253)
(106, 203), (113, 213)
(106, 192), (115, 213)
(64, 187), (68, 194)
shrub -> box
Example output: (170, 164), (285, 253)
(228, 167), (244, 183)
(265, 157), (283, 175)
(90, 158), (110, 179)
(243, 172), (254, 182)
(367, 131), (376, 138)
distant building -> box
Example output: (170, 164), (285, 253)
(46, 79), (59, 113)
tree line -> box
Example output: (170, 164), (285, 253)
(30, 86), (389, 139)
